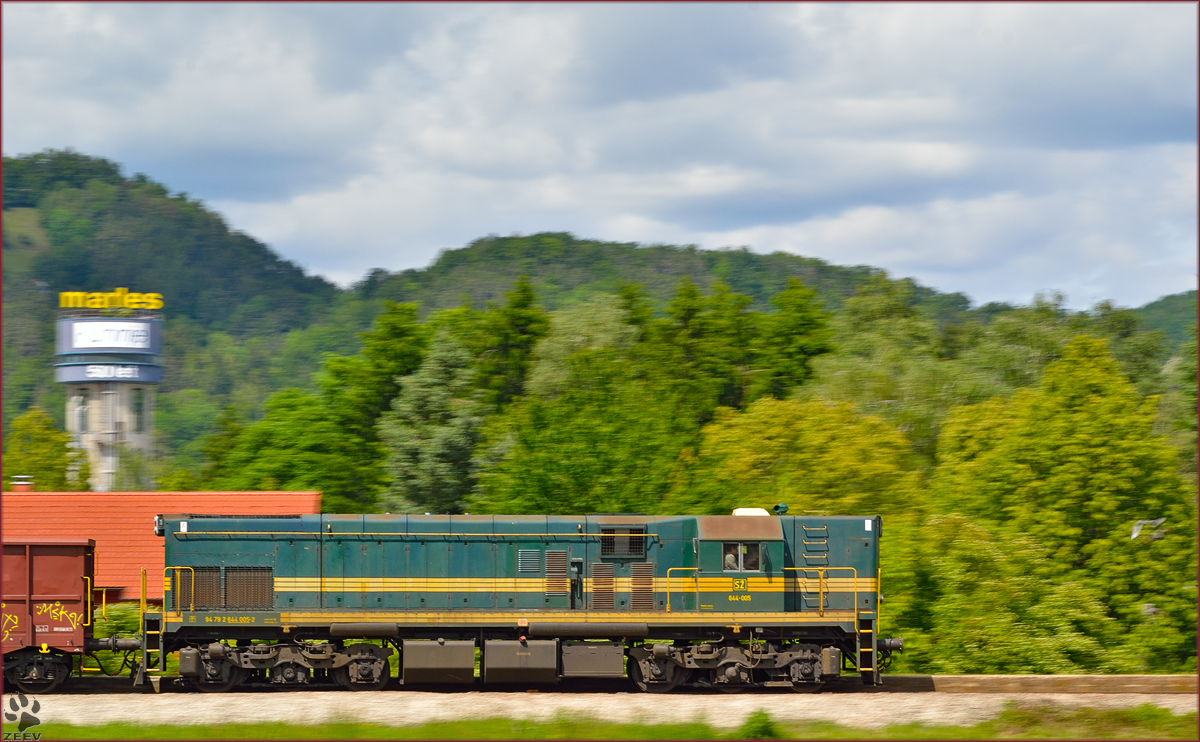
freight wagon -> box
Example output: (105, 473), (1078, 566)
(138, 510), (901, 692)
(2, 540), (139, 693)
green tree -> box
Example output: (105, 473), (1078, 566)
(800, 272), (1001, 462)
(957, 292), (1083, 390)
(473, 350), (692, 515)
(1155, 324), (1197, 485)
(633, 278), (760, 425)
(525, 294), (637, 398)
(197, 302), (428, 507)
(319, 301), (428, 443)
(752, 277), (833, 399)
(379, 330), (485, 514)
(1088, 300), (1169, 395)
(113, 446), (154, 491)
(474, 276), (550, 409)
(198, 404), (245, 484)
(663, 397), (919, 518)
(933, 335), (1197, 670)
(905, 516), (1130, 674)
(207, 389), (376, 512)
(2, 406), (90, 491)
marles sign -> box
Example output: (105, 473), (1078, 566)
(59, 287), (164, 310)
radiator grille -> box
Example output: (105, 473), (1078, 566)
(225, 567), (274, 610)
(172, 567), (220, 611)
(545, 550), (569, 595)
(591, 563), (615, 609)
(518, 549), (541, 573)
(601, 527), (645, 557)
(630, 562), (655, 610)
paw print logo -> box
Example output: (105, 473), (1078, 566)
(3, 692), (41, 732)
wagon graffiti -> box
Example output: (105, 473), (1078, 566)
(35, 602), (82, 629)
(1, 604), (18, 642)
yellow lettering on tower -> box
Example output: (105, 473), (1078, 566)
(58, 289), (164, 309)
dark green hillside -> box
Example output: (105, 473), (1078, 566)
(4, 150), (338, 333)
(358, 231), (975, 320)
(2, 150), (352, 433)
(1134, 290), (1197, 349)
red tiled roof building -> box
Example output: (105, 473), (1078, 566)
(1, 491), (321, 601)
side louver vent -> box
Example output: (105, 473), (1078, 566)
(545, 551), (569, 595)
(630, 562), (655, 610)
(225, 567), (274, 610)
(601, 527), (645, 557)
(518, 549), (542, 573)
(172, 567), (221, 611)
(591, 562), (615, 609)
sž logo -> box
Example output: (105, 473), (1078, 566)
(2, 693), (41, 740)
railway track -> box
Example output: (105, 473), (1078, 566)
(11, 676), (1197, 732)
(36, 673), (1200, 695)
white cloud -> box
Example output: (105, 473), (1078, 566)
(3, 2), (1196, 307)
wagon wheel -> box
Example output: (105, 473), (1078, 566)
(628, 657), (685, 693)
(334, 664), (390, 691)
(7, 658), (69, 695)
(190, 666), (244, 693)
(10, 670), (65, 695)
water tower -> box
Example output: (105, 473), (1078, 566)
(54, 288), (164, 491)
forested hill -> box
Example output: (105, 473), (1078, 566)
(356, 232), (976, 321)
(0, 149), (991, 434)
(3, 150), (338, 332)
(1135, 290), (1198, 348)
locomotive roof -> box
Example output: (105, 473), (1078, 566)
(156, 513), (842, 542)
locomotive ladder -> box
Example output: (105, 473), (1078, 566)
(139, 568), (166, 674)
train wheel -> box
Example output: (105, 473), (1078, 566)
(190, 666), (244, 693)
(712, 665), (752, 693)
(7, 659), (68, 694)
(790, 682), (825, 693)
(12, 672), (64, 695)
(628, 657), (684, 693)
(334, 664), (390, 691)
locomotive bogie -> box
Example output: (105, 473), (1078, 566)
(175, 639), (394, 690)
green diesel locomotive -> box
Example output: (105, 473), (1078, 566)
(137, 510), (901, 692)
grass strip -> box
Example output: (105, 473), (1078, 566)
(33, 703), (1198, 740)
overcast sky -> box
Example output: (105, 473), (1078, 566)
(4, 3), (1196, 309)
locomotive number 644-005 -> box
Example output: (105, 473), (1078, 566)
(129, 509), (901, 693)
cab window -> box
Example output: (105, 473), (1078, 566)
(722, 542), (760, 572)
(742, 543), (760, 571)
